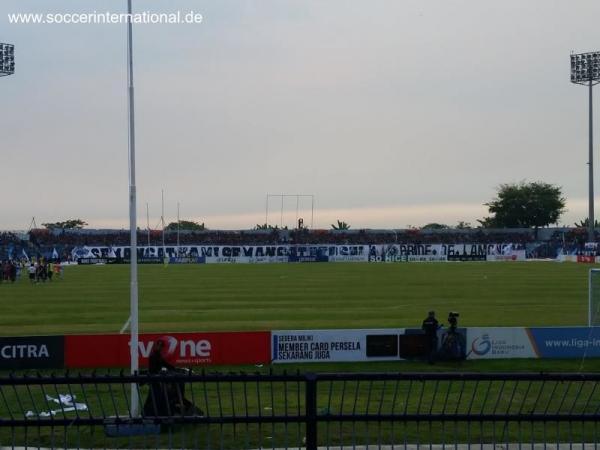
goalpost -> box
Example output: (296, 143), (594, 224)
(265, 194), (315, 229)
(589, 269), (600, 326)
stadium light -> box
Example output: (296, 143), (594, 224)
(571, 51), (600, 242)
(0, 43), (15, 77)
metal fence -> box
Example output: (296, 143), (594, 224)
(1, 371), (600, 449)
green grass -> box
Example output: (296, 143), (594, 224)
(1, 262), (599, 447)
(0, 262), (593, 336)
(3, 361), (600, 448)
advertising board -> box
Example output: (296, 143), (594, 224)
(465, 327), (537, 359)
(65, 331), (270, 368)
(0, 336), (64, 369)
(272, 329), (404, 363)
(527, 327), (600, 358)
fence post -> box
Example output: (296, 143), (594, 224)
(305, 373), (318, 450)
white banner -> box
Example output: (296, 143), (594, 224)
(368, 244), (526, 262)
(486, 250), (526, 261)
(204, 255), (289, 264)
(272, 329), (403, 363)
(72, 243), (524, 264)
(71, 244), (370, 263)
(465, 327), (537, 359)
(368, 254), (448, 262)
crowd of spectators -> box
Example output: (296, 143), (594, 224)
(0, 228), (600, 261)
(26, 227), (539, 247)
(28, 229), (282, 247)
(0, 232), (21, 246)
(0, 227), (564, 258)
(0, 227), (594, 261)
(288, 228), (535, 245)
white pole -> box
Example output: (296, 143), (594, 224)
(265, 194), (269, 227)
(311, 195), (314, 229)
(161, 189), (166, 258)
(146, 202), (150, 247)
(296, 195), (299, 228)
(126, 0), (139, 417)
(177, 202), (180, 249)
(589, 270), (593, 327)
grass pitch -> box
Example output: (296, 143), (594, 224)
(1, 261), (599, 448)
(0, 261), (592, 336)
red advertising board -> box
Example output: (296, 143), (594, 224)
(577, 255), (596, 264)
(65, 331), (271, 368)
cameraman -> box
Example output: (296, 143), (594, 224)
(421, 311), (439, 363)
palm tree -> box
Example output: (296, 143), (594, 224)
(331, 220), (350, 230)
(574, 218), (600, 228)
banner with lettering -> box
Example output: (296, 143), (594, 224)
(72, 244), (370, 263)
(71, 244), (524, 264)
(367, 244), (525, 262)
(272, 329), (404, 363)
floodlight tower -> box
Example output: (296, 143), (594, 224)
(571, 51), (600, 242)
(0, 43), (15, 77)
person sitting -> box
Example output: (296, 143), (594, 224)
(143, 337), (201, 417)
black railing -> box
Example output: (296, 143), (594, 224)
(1, 371), (600, 449)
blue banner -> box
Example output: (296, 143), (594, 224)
(528, 327), (600, 358)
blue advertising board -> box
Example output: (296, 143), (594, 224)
(527, 327), (600, 358)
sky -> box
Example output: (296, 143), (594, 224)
(2, 0), (600, 230)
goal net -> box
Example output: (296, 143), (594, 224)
(589, 269), (600, 326)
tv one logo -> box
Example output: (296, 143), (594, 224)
(134, 336), (212, 359)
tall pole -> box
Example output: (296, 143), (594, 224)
(146, 203), (150, 247)
(177, 202), (180, 249)
(161, 189), (166, 257)
(126, 0), (139, 417)
(311, 195), (315, 229)
(589, 78), (595, 242)
(280, 194), (284, 228)
(265, 195), (269, 227)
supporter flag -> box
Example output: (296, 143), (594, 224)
(502, 243), (513, 255)
(52, 248), (59, 260)
(22, 249), (29, 262)
(108, 246), (116, 258)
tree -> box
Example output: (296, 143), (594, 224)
(165, 220), (205, 231)
(421, 223), (449, 230)
(254, 224), (287, 230)
(478, 181), (566, 235)
(42, 219), (87, 230)
(574, 218), (600, 228)
(456, 221), (472, 229)
(331, 220), (350, 230)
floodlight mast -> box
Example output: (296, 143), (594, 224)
(571, 51), (600, 242)
(126, 0), (140, 417)
(0, 43), (15, 77)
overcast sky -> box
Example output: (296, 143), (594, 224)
(2, 0), (600, 230)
